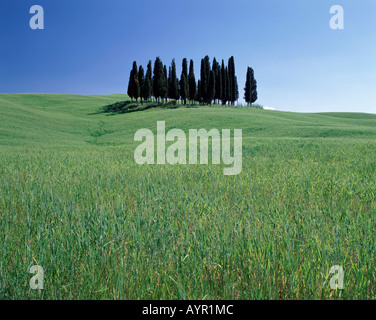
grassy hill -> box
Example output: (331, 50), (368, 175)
(1, 93), (375, 147)
(0, 94), (375, 300)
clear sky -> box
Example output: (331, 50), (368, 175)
(1, 0), (375, 113)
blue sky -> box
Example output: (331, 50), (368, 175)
(1, 0), (375, 113)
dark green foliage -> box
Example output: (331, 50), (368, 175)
(200, 59), (206, 103)
(129, 56), (255, 106)
(244, 67), (257, 106)
(138, 65), (145, 105)
(168, 59), (179, 101)
(163, 65), (168, 102)
(208, 70), (216, 105)
(234, 75), (239, 105)
(200, 56), (210, 104)
(221, 60), (228, 105)
(182, 58), (188, 79)
(212, 58), (222, 104)
(145, 60), (153, 102)
(228, 57), (234, 104)
(167, 66), (172, 99)
(127, 61), (140, 103)
(251, 74), (258, 104)
(196, 80), (202, 103)
(188, 59), (196, 104)
(180, 73), (188, 105)
(244, 67), (252, 105)
(153, 57), (167, 104)
(226, 67), (231, 105)
(143, 77), (152, 102)
(228, 56), (238, 105)
(127, 69), (134, 101)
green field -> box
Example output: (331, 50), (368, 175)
(0, 93), (375, 300)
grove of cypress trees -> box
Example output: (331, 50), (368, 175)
(188, 59), (196, 105)
(129, 56), (255, 107)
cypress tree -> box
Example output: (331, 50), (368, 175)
(204, 56), (210, 103)
(133, 61), (140, 104)
(127, 67), (135, 101)
(226, 66), (231, 105)
(134, 63), (140, 104)
(143, 78), (152, 103)
(188, 59), (196, 104)
(182, 58), (188, 79)
(245, 67), (258, 106)
(234, 75), (239, 105)
(212, 58), (217, 103)
(127, 61), (140, 103)
(250, 68), (258, 104)
(228, 56), (236, 105)
(153, 57), (166, 104)
(168, 66), (172, 99)
(251, 80), (258, 103)
(145, 60), (153, 102)
(213, 59), (222, 104)
(221, 60), (227, 105)
(200, 56), (211, 104)
(180, 73), (188, 105)
(170, 59), (179, 100)
(200, 58), (207, 104)
(163, 65), (168, 103)
(208, 70), (216, 105)
(181, 58), (188, 103)
(196, 80), (202, 104)
(244, 67), (252, 106)
(138, 65), (145, 105)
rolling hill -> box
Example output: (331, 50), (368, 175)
(1, 93), (375, 147)
(0, 94), (375, 300)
